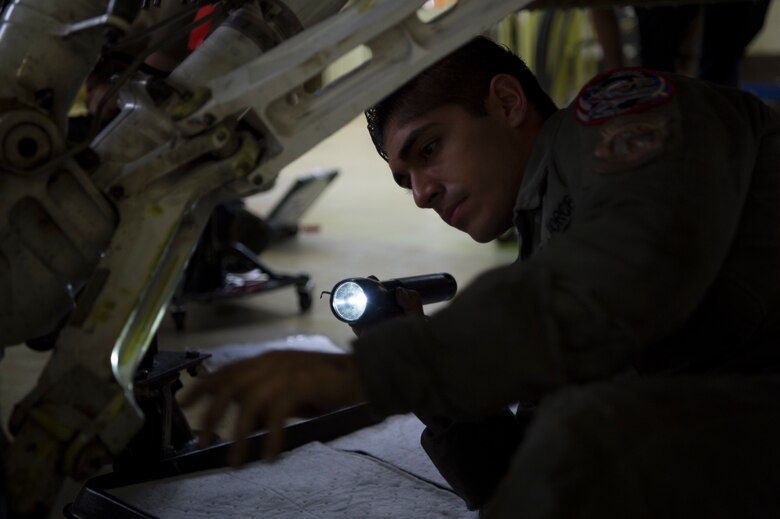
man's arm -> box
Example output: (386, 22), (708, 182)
(353, 76), (777, 420)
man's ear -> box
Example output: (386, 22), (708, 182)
(487, 74), (528, 127)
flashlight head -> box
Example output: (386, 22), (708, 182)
(329, 278), (395, 325)
(327, 273), (457, 326)
(331, 281), (369, 322)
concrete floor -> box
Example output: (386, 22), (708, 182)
(1, 115), (516, 514)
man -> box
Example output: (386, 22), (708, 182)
(183, 36), (780, 517)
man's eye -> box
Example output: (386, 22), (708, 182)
(420, 141), (437, 158)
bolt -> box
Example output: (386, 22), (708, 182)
(214, 129), (229, 142)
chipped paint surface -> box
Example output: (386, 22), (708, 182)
(92, 300), (118, 323)
(91, 304), (113, 324)
(356, 0), (374, 13)
(147, 204), (164, 217)
(168, 86), (212, 121)
(232, 138), (260, 176)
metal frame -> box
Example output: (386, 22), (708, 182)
(64, 404), (380, 519)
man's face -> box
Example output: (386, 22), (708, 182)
(384, 103), (526, 243)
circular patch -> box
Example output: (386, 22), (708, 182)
(574, 68), (675, 126)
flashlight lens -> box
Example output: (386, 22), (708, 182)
(332, 282), (368, 322)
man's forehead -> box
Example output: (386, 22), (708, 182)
(384, 119), (435, 164)
(383, 104), (461, 155)
(386, 103), (455, 131)
(383, 110), (428, 142)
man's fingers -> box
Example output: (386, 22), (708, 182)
(227, 432), (251, 468)
(226, 398), (292, 466)
(226, 396), (266, 467)
(178, 376), (213, 408)
(180, 354), (278, 409)
(396, 288), (424, 316)
(262, 399), (293, 462)
(199, 389), (234, 446)
(176, 351), (361, 467)
(179, 365), (240, 408)
(227, 379), (285, 465)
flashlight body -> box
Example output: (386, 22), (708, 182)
(328, 273), (457, 325)
(379, 273), (458, 306)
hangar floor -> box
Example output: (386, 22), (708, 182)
(0, 116), (516, 516)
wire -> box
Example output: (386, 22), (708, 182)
(22, 0), (227, 179)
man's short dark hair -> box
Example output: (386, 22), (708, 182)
(365, 36), (558, 161)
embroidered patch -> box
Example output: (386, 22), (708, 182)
(594, 114), (672, 173)
(546, 195), (574, 234)
(575, 68), (675, 125)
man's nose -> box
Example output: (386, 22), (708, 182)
(411, 171), (441, 209)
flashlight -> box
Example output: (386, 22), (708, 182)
(324, 273), (457, 326)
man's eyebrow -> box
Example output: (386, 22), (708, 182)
(397, 123), (439, 162)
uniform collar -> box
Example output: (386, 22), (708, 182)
(512, 110), (565, 260)
(514, 110), (565, 212)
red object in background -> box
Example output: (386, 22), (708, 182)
(188, 5), (215, 50)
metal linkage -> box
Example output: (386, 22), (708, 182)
(4, 1), (345, 516)
(177, 0), (534, 196)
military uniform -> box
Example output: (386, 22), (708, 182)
(353, 69), (780, 517)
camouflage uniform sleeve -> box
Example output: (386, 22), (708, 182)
(353, 71), (776, 421)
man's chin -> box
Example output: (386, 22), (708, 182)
(466, 224), (512, 244)
(467, 228), (500, 244)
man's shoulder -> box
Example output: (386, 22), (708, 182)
(572, 68), (677, 126)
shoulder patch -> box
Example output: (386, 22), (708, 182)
(574, 68), (675, 126)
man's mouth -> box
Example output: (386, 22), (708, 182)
(442, 199), (465, 227)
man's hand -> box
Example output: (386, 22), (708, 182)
(180, 350), (366, 465)
(350, 287), (426, 337)
(395, 287), (425, 318)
